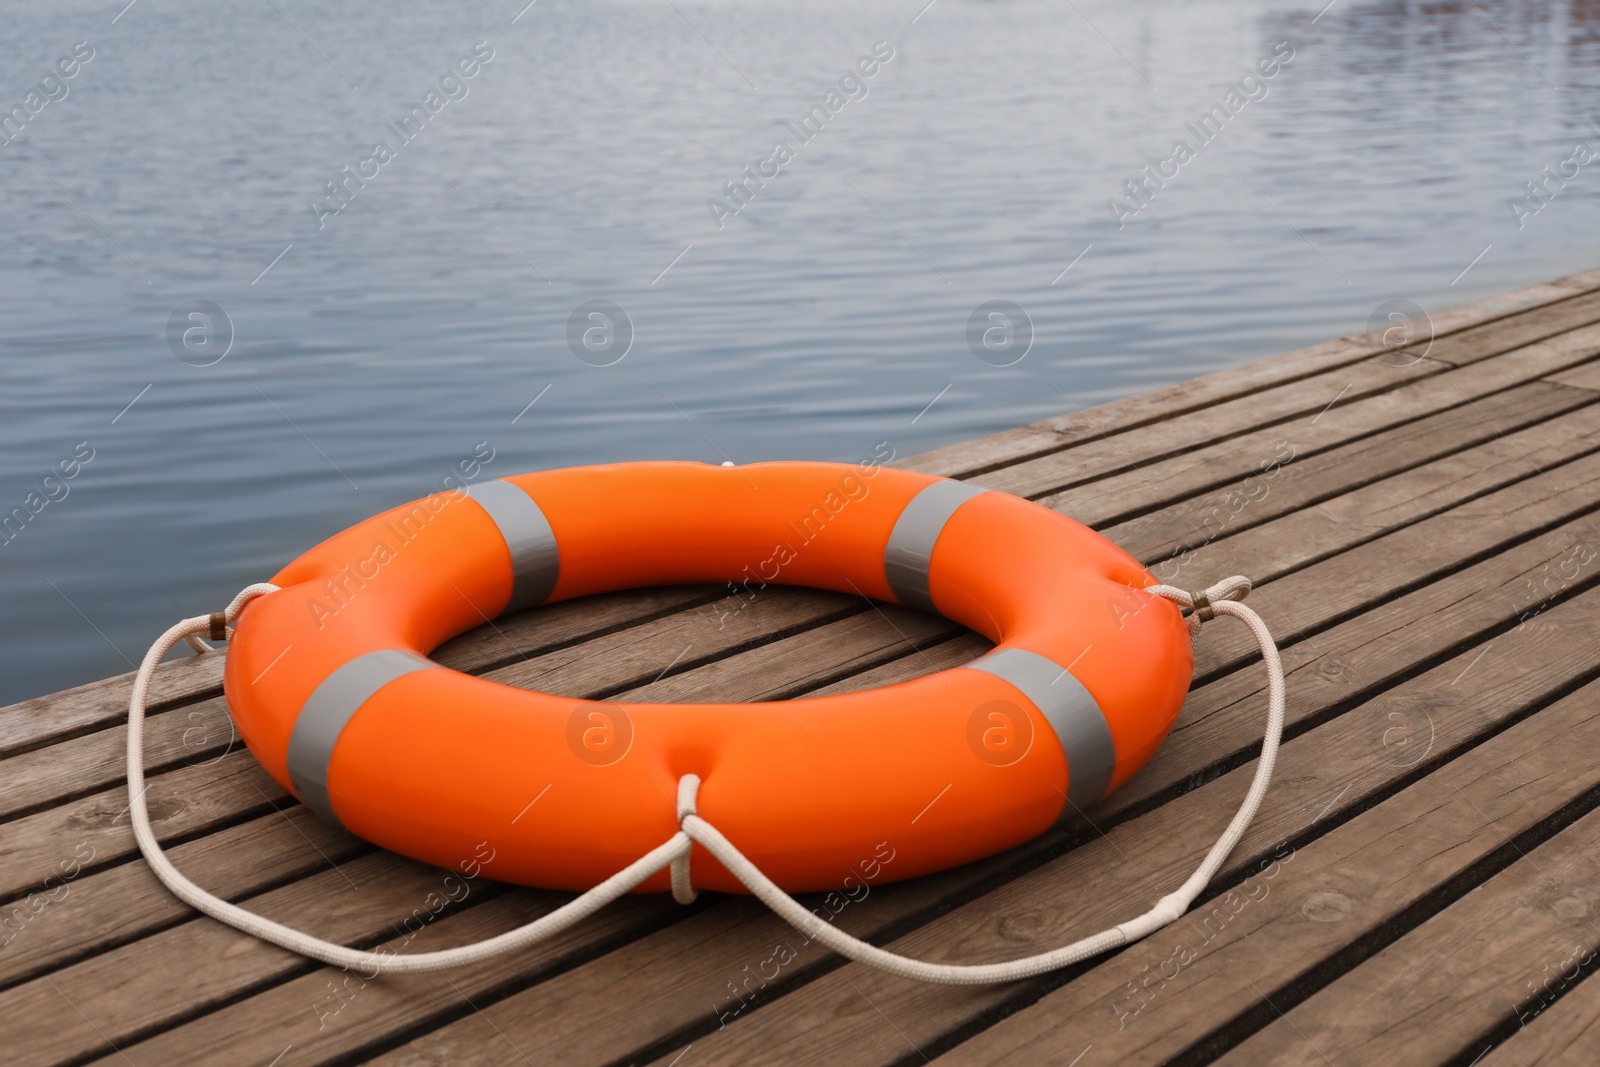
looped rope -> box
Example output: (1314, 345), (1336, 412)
(126, 574), (1283, 981)
(181, 613), (233, 654)
(671, 775), (701, 904)
(1149, 575), (1252, 637)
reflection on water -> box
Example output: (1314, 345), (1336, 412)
(1, 0), (1598, 702)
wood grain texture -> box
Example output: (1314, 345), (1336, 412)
(675, 588), (1600, 1067)
(1546, 357), (1600, 393)
(1111, 513), (1600, 818)
(1102, 379), (1594, 566)
(898, 336), (1376, 481)
(1478, 938), (1600, 1065)
(85, 888), (679, 1067)
(4, 851), (542, 1067)
(940, 292), (1600, 501)
(1171, 406), (1600, 683)
(0, 804), (363, 991)
(0, 748), (288, 904)
(970, 354), (1447, 501)
(938, 677), (1600, 1067)
(0, 604), (972, 1062)
(1212, 755), (1600, 1066)
(1043, 326), (1600, 531)
(1425, 289), (1600, 367)
(308, 550), (1587, 1067)
(898, 274), (1600, 480)
(0, 650), (227, 761)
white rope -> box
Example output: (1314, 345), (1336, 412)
(677, 575), (1284, 983)
(671, 776), (700, 904)
(126, 575), (1283, 981)
(127, 583), (693, 974)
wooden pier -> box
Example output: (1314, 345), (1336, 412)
(6, 267), (1600, 1065)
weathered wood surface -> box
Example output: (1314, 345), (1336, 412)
(5, 266), (1600, 1066)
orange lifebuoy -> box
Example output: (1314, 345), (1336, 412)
(224, 460), (1192, 894)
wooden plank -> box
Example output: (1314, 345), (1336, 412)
(3, 851), (662, 1067)
(25, 614), (966, 1062)
(15, 323), (1600, 825)
(1478, 950), (1600, 1065)
(659, 586), (1600, 1067)
(1039, 330), (1600, 529)
(3, 604), (972, 1036)
(3, 470), (1587, 991)
(1183, 413), (1600, 680)
(1110, 507), (1599, 817)
(948, 679), (1600, 1067)
(972, 354), (1447, 500)
(302, 428), (1600, 1067)
(1547, 358), (1600, 393)
(25, 382), (1583, 831)
(1425, 288), (1600, 366)
(0, 692), (244, 824)
(803, 632), (992, 697)
(990, 318), (1600, 506)
(1552, 266), (1600, 291)
(0, 636), (759, 911)
(0, 749), (287, 903)
(901, 337), (1374, 480)
(103, 882), (983, 1067)
(481, 587), (859, 698)
(1103, 379), (1593, 565)
(23, 379), (1595, 839)
(21, 633), (1024, 1067)
(428, 585), (720, 667)
(356, 841), (1038, 1067)
(0, 651), (227, 761)
(900, 274), (1600, 479)
(1110, 513), (1600, 818)
(78, 630), (1011, 1067)
(83, 887), (683, 1067)
(1211, 782), (1600, 1065)
(0, 805), (363, 990)
(623, 604), (960, 703)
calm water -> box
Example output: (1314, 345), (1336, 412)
(3, 0), (1599, 704)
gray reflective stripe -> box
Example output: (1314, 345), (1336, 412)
(464, 479), (560, 614)
(966, 647), (1116, 816)
(884, 479), (988, 613)
(287, 649), (434, 828)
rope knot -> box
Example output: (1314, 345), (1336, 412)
(676, 774), (700, 825)
(671, 775), (701, 905)
(1144, 576), (1253, 638)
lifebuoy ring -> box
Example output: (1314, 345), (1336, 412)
(224, 460), (1192, 894)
